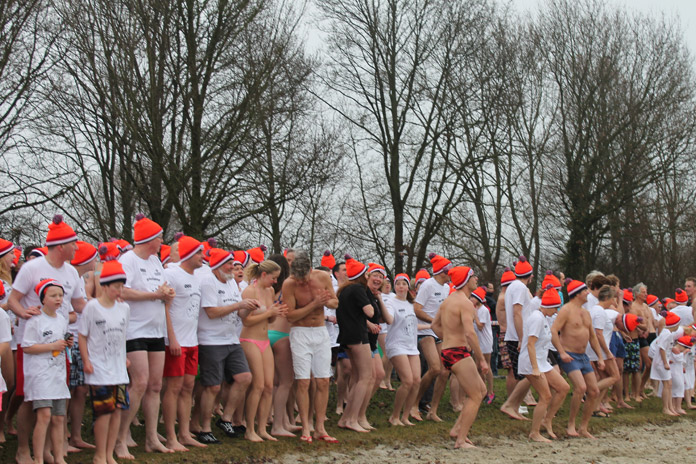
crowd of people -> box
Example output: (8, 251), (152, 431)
(0, 214), (695, 462)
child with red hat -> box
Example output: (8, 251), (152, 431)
(78, 259), (131, 464)
(649, 310), (684, 416)
(670, 335), (693, 415)
(471, 286), (494, 404)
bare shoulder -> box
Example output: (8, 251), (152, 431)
(242, 284), (256, 299)
(311, 269), (332, 286)
(282, 276), (297, 291)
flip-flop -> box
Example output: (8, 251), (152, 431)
(314, 435), (339, 444)
(300, 435), (313, 443)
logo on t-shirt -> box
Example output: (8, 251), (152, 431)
(42, 330), (53, 337)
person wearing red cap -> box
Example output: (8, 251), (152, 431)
(22, 279), (72, 464)
(500, 257), (534, 422)
(115, 214), (175, 457)
(78, 260), (130, 464)
(335, 254), (375, 433)
(413, 253), (452, 423)
(495, 267), (515, 387)
(471, 287), (494, 405)
(430, 266), (487, 449)
(384, 273), (425, 426)
(160, 236), (206, 451)
(649, 310), (684, 416)
(196, 248), (258, 444)
(670, 335), (692, 415)
(7, 215), (85, 464)
(551, 279), (604, 439)
(518, 286), (570, 442)
(0, 280), (11, 441)
(330, 260), (351, 415)
(620, 288), (642, 403)
(283, 250), (339, 443)
(414, 269), (430, 292)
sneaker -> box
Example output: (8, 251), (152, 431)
(196, 431), (221, 445)
(486, 393), (495, 405)
(518, 406), (528, 415)
(215, 418), (237, 438)
(233, 425), (246, 437)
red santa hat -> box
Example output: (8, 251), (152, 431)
(100, 259), (127, 284)
(394, 273), (410, 284)
(12, 247), (21, 267)
(675, 288), (688, 304)
(622, 288), (634, 304)
(160, 244), (171, 264)
(98, 242), (121, 261)
(449, 266), (474, 290)
(500, 267), (516, 287)
(677, 335), (695, 349)
(70, 241), (98, 266)
(233, 250), (250, 267)
(367, 263), (386, 276)
(661, 310), (681, 328)
(622, 313), (643, 332)
(541, 285), (562, 308)
(472, 286), (487, 303)
(247, 245), (267, 264)
(133, 213), (163, 244)
(428, 253), (452, 275)
(0, 238), (13, 257)
(45, 215), (77, 246)
(565, 278), (587, 297)
(345, 254), (368, 281)
(646, 294), (659, 307)
(114, 239), (132, 252)
(30, 247), (47, 258)
(513, 256), (533, 278)
(415, 269), (430, 286)
(321, 250), (336, 269)
(35, 278), (63, 302)
(541, 270), (561, 290)
(177, 236), (203, 262)
(208, 248), (233, 271)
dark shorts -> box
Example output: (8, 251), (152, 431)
(440, 346), (471, 371)
(337, 348), (350, 360)
(610, 331), (626, 358)
(69, 347), (85, 388)
(548, 350), (561, 367)
(638, 336), (650, 349)
(90, 385), (129, 418)
(498, 331), (511, 369)
(559, 351), (594, 375)
(623, 340), (641, 373)
(198, 344), (250, 386)
(417, 334), (442, 344)
(506, 340), (524, 380)
(126, 337), (166, 353)
(646, 332), (657, 345)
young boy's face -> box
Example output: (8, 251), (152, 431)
(43, 286), (64, 310)
(103, 281), (124, 300)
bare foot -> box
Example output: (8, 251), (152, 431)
(145, 438), (174, 454)
(410, 411), (423, 422)
(157, 432), (166, 443)
(0, 431), (5, 444)
(179, 435), (207, 448)
(339, 421), (370, 433)
(126, 436), (137, 448)
(566, 426), (580, 437)
(245, 431), (264, 442)
(500, 405), (528, 421)
(358, 419), (375, 430)
(70, 438), (95, 449)
(401, 417), (415, 426)
(529, 432), (552, 443)
(44, 451), (55, 464)
(426, 412), (443, 422)
(617, 402), (634, 409)
(579, 429), (596, 439)
(165, 439), (189, 452)
(663, 409), (679, 416)
(106, 457), (119, 464)
(388, 417), (404, 426)
(541, 421), (557, 439)
(454, 439), (476, 449)
(270, 428), (296, 437)
(689, 405), (696, 410)
(632, 396), (643, 403)
(66, 444), (81, 454)
(16, 451), (34, 464)
(451, 403), (463, 412)
(258, 430), (277, 442)
(114, 442), (134, 460)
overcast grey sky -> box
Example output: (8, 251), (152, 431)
(515, 0), (695, 54)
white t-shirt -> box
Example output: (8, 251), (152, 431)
(12, 256), (81, 345)
(604, 309), (619, 347)
(163, 266), (201, 347)
(22, 311), (70, 401)
(119, 250), (166, 340)
(475, 305), (493, 354)
(199, 274), (242, 345)
(1, 279), (17, 350)
(379, 293), (395, 334)
(68, 277), (87, 337)
(504, 279), (531, 342)
(582, 293), (599, 311)
(414, 278), (449, 337)
(0, 308), (11, 393)
(586, 305), (609, 361)
(518, 310), (553, 375)
(78, 299), (130, 385)
(324, 306), (339, 348)
(385, 297), (419, 358)
(671, 305), (694, 327)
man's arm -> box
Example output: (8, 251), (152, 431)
(431, 310), (443, 339)
(413, 302), (432, 323)
(551, 308), (569, 360)
(513, 303), (524, 340)
(319, 272), (338, 309)
(7, 289), (40, 319)
(462, 304), (487, 373)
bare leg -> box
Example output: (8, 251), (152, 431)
(256, 347), (276, 441)
(223, 372), (252, 425)
(337, 344), (372, 432)
(500, 377), (531, 420)
(199, 384), (221, 433)
(565, 370), (587, 437)
(312, 378), (331, 438)
(33, 408), (52, 464)
(177, 374), (205, 447)
(389, 355), (413, 425)
(526, 374), (551, 443)
(51, 415), (67, 464)
(451, 357), (486, 449)
(16, 399), (35, 464)
(271, 338), (295, 436)
(542, 368), (570, 439)
(116, 351), (147, 459)
(578, 371), (600, 439)
(241, 341), (265, 442)
(162, 375), (188, 451)
(335, 358), (351, 415)
(358, 354), (382, 429)
(69, 385), (93, 448)
(142, 351), (172, 453)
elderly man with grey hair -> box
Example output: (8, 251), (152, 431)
(630, 282), (655, 400)
(281, 250), (339, 443)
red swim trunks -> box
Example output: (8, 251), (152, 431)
(440, 346), (471, 371)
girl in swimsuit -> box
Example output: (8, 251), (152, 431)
(240, 260), (286, 442)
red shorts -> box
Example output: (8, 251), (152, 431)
(440, 346), (471, 371)
(163, 346), (199, 377)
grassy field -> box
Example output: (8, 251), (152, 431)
(0, 374), (690, 463)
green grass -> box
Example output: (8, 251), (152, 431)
(1, 374), (691, 463)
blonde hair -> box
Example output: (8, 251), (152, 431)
(0, 259), (12, 284)
(244, 260), (281, 282)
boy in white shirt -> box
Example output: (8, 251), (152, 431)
(23, 279), (72, 464)
(79, 260), (131, 464)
